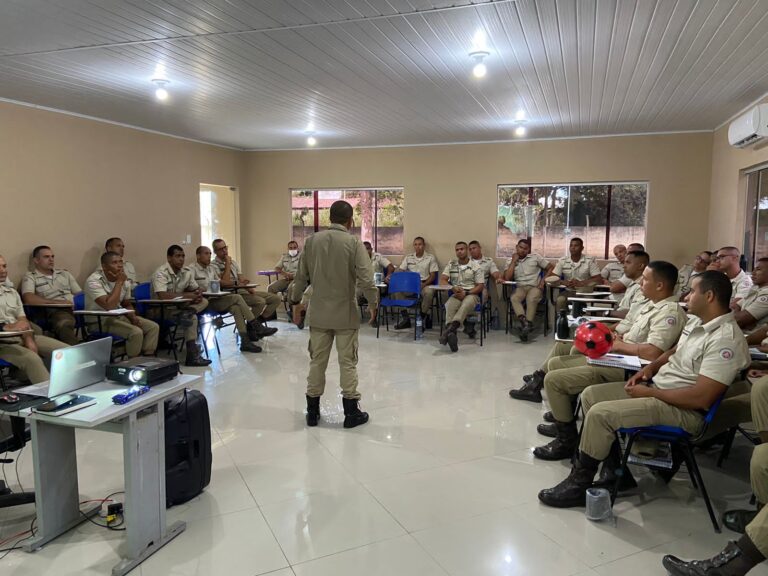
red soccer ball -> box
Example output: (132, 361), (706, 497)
(573, 321), (614, 359)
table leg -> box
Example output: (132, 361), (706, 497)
(25, 420), (99, 551)
(112, 401), (185, 576)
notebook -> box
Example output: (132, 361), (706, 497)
(587, 354), (642, 370)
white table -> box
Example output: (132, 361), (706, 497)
(14, 373), (200, 576)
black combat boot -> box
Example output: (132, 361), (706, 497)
(662, 535), (766, 576)
(537, 422), (557, 438)
(538, 452), (600, 508)
(248, 318), (277, 339)
(533, 420), (579, 461)
(543, 411), (556, 423)
(723, 503), (763, 534)
(342, 398), (369, 429)
(519, 316), (531, 342)
(509, 370), (545, 402)
(394, 310), (411, 330)
(591, 440), (637, 492)
(306, 395), (320, 427)
(239, 334), (262, 353)
(185, 342), (212, 367)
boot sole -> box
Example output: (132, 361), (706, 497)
(538, 492), (586, 508)
(343, 415), (369, 428)
(508, 391), (543, 402)
(533, 447), (576, 461)
(537, 425), (557, 438)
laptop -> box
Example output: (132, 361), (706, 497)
(26, 338), (112, 416)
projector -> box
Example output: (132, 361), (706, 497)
(106, 357), (179, 387)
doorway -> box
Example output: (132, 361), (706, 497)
(199, 184), (239, 261)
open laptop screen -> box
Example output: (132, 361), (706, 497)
(48, 338), (112, 398)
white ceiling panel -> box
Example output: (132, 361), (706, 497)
(2, 0), (768, 149)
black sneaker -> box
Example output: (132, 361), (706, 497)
(395, 315), (411, 330)
(424, 315), (433, 330)
(240, 341), (262, 353)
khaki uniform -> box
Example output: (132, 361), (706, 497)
(746, 444), (768, 555)
(151, 263), (208, 341)
(0, 282), (67, 383)
(600, 261), (624, 283)
(675, 264), (700, 296)
(616, 279), (646, 313)
(95, 260), (137, 293)
(507, 253), (550, 322)
(191, 262), (256, 335)
(544, 296), (687, 422)
(472, 256), (504, 319)
(739, 285), (768, 331)
(548, 256), (601, 313)
(578, 312), (749, 460)
(396, 253), (439, 315)
(732, 269), (754, 302)
(84, 269), (159, 357)
(290, 223), (378, 400)
(357, 252), (393, 301)
(20, 269), (80, 345)
(268, 252), (301, 294)
(442, 260), (484, 325)
(213, 257), (281, 319)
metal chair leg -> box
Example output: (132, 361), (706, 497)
(682, 443), (720, 532)
(717, 427), (739, 468)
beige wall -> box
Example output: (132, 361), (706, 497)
(243, 132), (713, 274)
(0, 101), (245, 286)
(709, 96), (768, 251)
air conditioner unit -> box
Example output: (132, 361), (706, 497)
(729, 104), (768, 148)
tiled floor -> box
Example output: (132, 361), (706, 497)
(1, 319), (766, 575)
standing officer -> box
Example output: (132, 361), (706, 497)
(437, 242), (484, 352)
(538, 271), (749, 508)
(85, 251), (159, 357)
(104, 237), (138, 291)
(21, 245), (80, 345)
(212, 238), (281, 326)
(0, 255), (68, 383)
(545, 237), (602, 314)
(504, 238), (552, 341)
(394, 237), (439, 330)
(151, 245), (211, 367)
(290, 200), (378, 429)
(192, 246), (272, 352)
(268, 240), (301, 296)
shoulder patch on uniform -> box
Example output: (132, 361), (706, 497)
(759, 295), (768, 303)
(665, 316), (677, 326)
(720, 348), (734, 360)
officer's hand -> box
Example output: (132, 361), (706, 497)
(128, 313), (141, 327)
(116, 271), (128, 284)
(292, 304), (305, 325)
(23, 334), (38, 354)
(626, 367), (651, 388)
(240, 276), (251, 284)
(369, 307), (377, 325)
(625, 382), (654, 398)
(495, 277), (503, 285)
(748, 369), (768, 379)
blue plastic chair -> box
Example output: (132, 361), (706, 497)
(612, 393), (726, 532)
(0, 358), (13, 390)
(377, 272), (421, 340)
(440, 288), (487, 346)
(72, 292), (127, 360)
(134, 282), (184, 359)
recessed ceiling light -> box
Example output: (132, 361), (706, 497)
(151, 78), (169, 101)
(515, 126), (526, 137)
(469, 50), (489, 79)
(306, 135), (317, 146)
(515, 109), (526, 122)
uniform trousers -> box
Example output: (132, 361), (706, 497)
(268, 278), (293, 295)
(747, 444), (768, 556)
(445, 294), (479, 325)
(543, 356), (624, 422)
(306, 327), (360, 400)
(538, 342), (579, 372)
(0, 335), (67, 383)
(91, 316), (159, 357)
(48, 309), (79, 345)
(510, 285), (542, 322)
(207, 294), (254, 334)
(240, 290), (281, 318)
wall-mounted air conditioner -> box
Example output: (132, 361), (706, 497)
(729, 104), (768, 148)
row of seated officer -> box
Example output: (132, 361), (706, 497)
(504, 243), (768, 575)
(0, 237), (285, 385)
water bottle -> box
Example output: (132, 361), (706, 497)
(556, 309), (570, 340)
(416, 314), (423, 340)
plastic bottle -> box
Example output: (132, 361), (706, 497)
(416, 314), (423, 340)
(556, 309), (570, 340)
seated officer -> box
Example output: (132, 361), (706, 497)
(676, 250), (712, 298)
(733, 257), (768, 331)
(600, 244), (627, 285)
(509, 249), (651, 403)
(358, 241), (394, 303)
(394, 236), (439, 330)
(104, 237), (137, 292)
(503, 238), (551, 341)
(468, 240), (504, 323)
(716, 246), (753, 303)
(192, 246), (272, 352)
(437, 242), (484, 352)
(538, 271), (749, 508)
(85, 252), (159, 358)
(607, 242), (647, 294)
(21, 245), (80, 345)
(0, 255), (67, 383)
(212, 239), (281, 327)
(151, 245), (212, 367)
(533, 261), (686, 462)
(268, 240), (301, 296)
(545, 237), (602, 314)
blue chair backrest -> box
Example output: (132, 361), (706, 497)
(388, 272), (421, 295)
(134, 282), (151, 300)
(703, 393), (726, 426)
(73, 291), (85, 311)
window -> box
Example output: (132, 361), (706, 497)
(290, 188), (405, 254)
(496, 183), (648, 258)
(744, 167), (768, 269)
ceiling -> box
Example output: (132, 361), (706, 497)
(2, 0), (768, 150)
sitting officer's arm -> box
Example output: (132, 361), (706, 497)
(385, 263), (395, 278)
(354, 243), (379, 313)
(628, 375), (727, 412)
(748, 325), (768, 346)
(612, 339), (664, 361)
(734, 309), (758, 329)
(21, 291), (66, 305)
(469, 281), (484, 296)
(609, 279), (628, 293)
(423, 271), (436, 287)
(438, 273), (450, 286)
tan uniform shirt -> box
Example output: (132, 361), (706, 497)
(442, 259), (484, 291)
(601, 261), (624, 283)
(617, 279), (646, 312)
(275, 253), (300, 275)
(371, 253), (392, 275)
(0, 282), (24, 324)
(507, 253), (549, 286)
(653, 313), (749, 390)
(84, 269), (130, 311)
(191, 262), (220, 292)
(676, 264), (697, 295)
(290, 223), (378, 330)
(472, 256), (498, 282)
(740, 285), (768, 329)
(732, 270), (754, 301)
(552, 256), (601, 281)
(21, 269), (81, 302)
(151, 263), (199, 297)
(213, 257), (243, 282)
(619, 295), (686, 351)
(398, 252), (439, 280)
